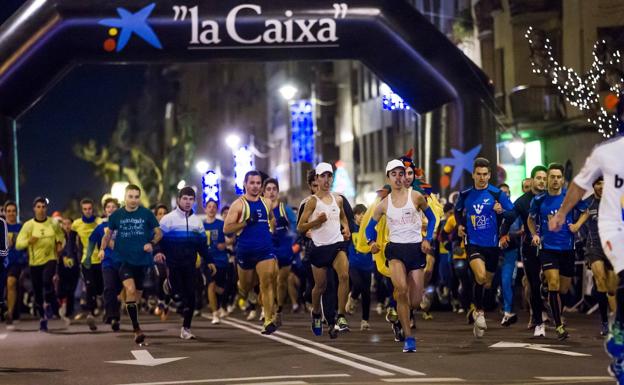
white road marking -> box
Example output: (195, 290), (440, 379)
(217, 318), (394, 376)
(534, 376), (614, 381)
(383, 378), (465, 383)
(116, 374), (349, 385)
(106, 350), (187, 367)
(231, 382), (307, 385)
(226, 317), (425, 376)
(490, 341), (591, 357)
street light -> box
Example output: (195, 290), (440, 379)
(508, 137), (525, 159)
(225, 134), (241, 151)
(279, 84), (298, 101)
(111, 181), (129, 202)
(195, 160), (210, 174)
(177, 179), (186, 190)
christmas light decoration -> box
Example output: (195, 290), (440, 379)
(233, 146), (254, 194)
(202, 170), (220, 206)
(290, 100), (315, 163)
(525, 26), (624, 138)
(380, 83), (410, 111)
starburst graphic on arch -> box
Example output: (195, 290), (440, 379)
(436, 145), (482, 188)
(98, 3), (163, 53)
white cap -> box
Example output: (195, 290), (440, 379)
(315, 162), (333, 175)
(385, 159), (406, 173)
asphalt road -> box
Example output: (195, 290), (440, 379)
(0, 309), (617, 385)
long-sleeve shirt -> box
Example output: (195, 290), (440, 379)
(16, 217), (65, 266)
(500, 191), (536, 245)
(158, 207), (211, 267)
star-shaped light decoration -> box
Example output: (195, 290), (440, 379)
(99, 3), (162, 52)
(436, 145), (482, 188)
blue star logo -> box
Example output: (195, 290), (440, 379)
(436, 145), (482, 188)
(98, 3), (162, 52)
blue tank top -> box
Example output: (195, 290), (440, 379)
(237, 198), (273, 254)
(272, 205), (294, 258)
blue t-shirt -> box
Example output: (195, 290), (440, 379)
(529, 190), (587, 251)
(455, 184), (514, 247)
(349, 225), (374, 272)
(108, 206), (159, 266)
(89, 221), (120, 269)
(204, 219), (228, 268)
(237, 199), (273, 255)
(272, 204), (295, 259)
(6, 223), (26, 266)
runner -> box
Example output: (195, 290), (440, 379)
(500, 165), (548, 336)
(157, 187), (214, 339)
(16, 197), (65, 332)
(454, 157), (513, 338)
(101, 185), (161, 344)
(223, 170), (279, 335)
(203, 199), (229, 325)
(528, 163), (587, 340)
(72, 198), (103, 331)
(547, 135), (624, 380)
(262, 178), (296, 327)
(298, 162), (351, 337)
(3, 201), (27, 329)
(366, 159), (437, 352)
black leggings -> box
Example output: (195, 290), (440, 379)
(521, 243), (543, 325)
(451, 258), (472, 311)
(31, 260), (57, 319)
(102, 266), (122, 322)
(82, 264), (104, 314)
(169, 264), (197, 329)
(349, 267), (372, 321)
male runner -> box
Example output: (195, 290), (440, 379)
(298, 162), (351, 336)
(455, 157), (513, 338)
(72, 198), (103, 331)
(102, 184), (161, 344)
(157, 187), (214, 339)
(3, 201), (26, 329)
(16, 197), (65, 332)
(528, 163), (586, 340)
(223, 170), (279, 335)
(500, 166), (548, 336)
(204, 199), (229, 325)
(547, 135), (624, 380)
(367, 160), (437, 352)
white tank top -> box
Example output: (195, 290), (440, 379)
(386, 190), (422, 243)
(310, 194), (343, 246)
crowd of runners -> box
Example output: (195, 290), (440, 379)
(1, 139), (623, 380)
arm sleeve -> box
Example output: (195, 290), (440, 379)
(424, 207), (437, 241)
(500, 191), (514, 211)
(500, 200), (521, 236)
(574, 148), (602, 191)
(365, 218), (379, 243)
(15, 222), (31, 250)
(454, 192), (467, 226)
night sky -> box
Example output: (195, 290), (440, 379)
(1, 2), (145, 215)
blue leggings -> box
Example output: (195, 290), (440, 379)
(501, 249), (518, 313)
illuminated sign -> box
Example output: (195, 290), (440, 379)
(290, 100), (315, 163)
(234, 146), (254, 194)
(202, 170), (220, 206)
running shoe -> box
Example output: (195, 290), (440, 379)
(328, 324), (339, 339)
(601, 322), (610, 337)
(345, 295), (357, 315)
(261, 320), (277, 335)
(336, 315), (350, 332)
(606, 322), (624, 359)
(501, 312), (518, 327)
(292, 303), (300, 313)
(311, 313), (323, 336)
(385, 307), (398, 324)
(86, 314), (97, 331)
(259, 309), (265, 322)
(608, 358), (624, 384)
(402, 336), (416, 353)
(555, 325), (569, 341)
(134, 329), (146, 344)
(473, 311), (487, 338)
(376, 302), (384, 315)
(211, 311), (221, 325)
(533, 323), (546, 337)
(39, 318), (48, 333)
(44, 304), (53, 320)
(111, 319), (120, 332)
(392, 321), (405, 342)
(218, 308), (228, 319)
(422, 311), (433, 321)
(246, 309), (258, 321)
(180, 327), (196, 340)
(360, 320), (370, 331)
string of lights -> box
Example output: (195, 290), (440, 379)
(525, 26), (623, 138)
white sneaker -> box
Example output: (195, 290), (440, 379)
(292, 303), (300, 313)
(211, 311), (220, 325)
(259, 309), (265, 322)
(534, 323), (546, 337)
(180, 327), (196, 340)
(346, 295), (357, 315)
(360, 320), (370, 330)
(246, 310), (257, 321)
(218, 308), (228, 319)
(376, 303), (384, 315)
(473, 311), (487, 338)
(226, 304), (236, 314)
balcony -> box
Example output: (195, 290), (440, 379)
(509, 85), (565, 123)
